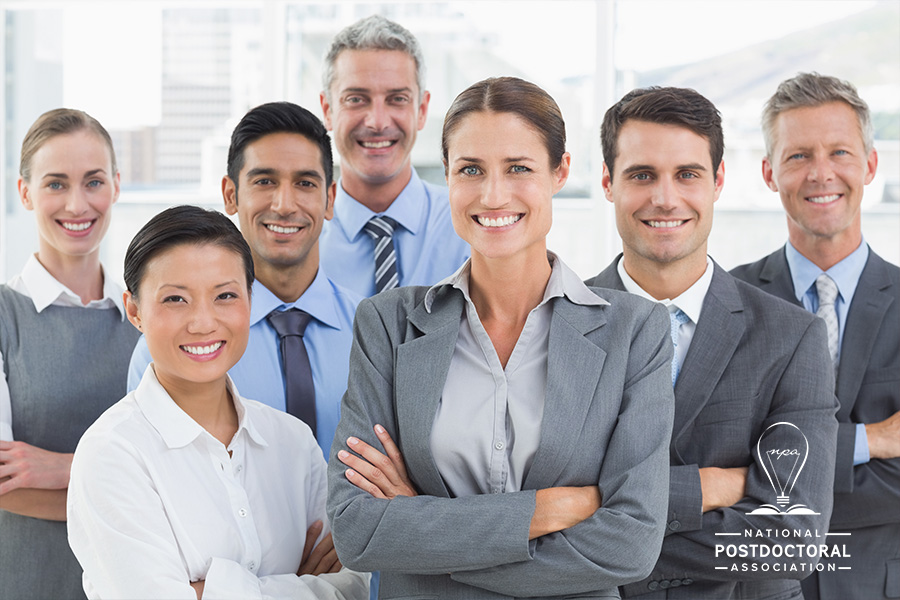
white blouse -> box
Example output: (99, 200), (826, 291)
(67, 367), (369, 600)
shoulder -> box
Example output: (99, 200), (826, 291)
(730, 250), (781, 282)
(420, 177), (449, 203)
(74, 394), (147, 460)
(326, 277), (364, 316)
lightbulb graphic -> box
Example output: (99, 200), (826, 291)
(756, 422), (808, 510)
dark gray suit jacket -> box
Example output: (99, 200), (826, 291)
(732, 247), (900, 600)
(327, 284), (674, 599)
(588, 259), (839, 600)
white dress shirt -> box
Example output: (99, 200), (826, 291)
(67, 367), (369, 600)
(617, 255), (714, 375)
(0, 254), (124, 441)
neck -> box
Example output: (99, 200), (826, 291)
(622, 251), (707, 301)
(468, 244), (551, 325)
(788, 225), (862, 272)
(254, 248), (320, 304)
(340, 164), (412, 214)
(155, 367), (238, 447)
(35, 248), (104, 304)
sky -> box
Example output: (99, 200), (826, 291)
(56, 0), (878, 129)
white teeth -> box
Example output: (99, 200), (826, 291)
(647, 220), (685, 228)
(361, 140), (393, 149)
(181, 342), (223, 356)
(266, 224), (300, 234)
(807, 194), (840, 204)
(476, 214), (522, 228)
(61, 221), (92, 231)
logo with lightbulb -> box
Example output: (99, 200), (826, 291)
(747, 422), (818, 515)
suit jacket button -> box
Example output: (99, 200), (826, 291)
(670, 579), (682, 587)
(668, 520), (681, 531)
(659, 580), (671, 589)
(648, 581), (659, 591)
(683, 578), (693, 585)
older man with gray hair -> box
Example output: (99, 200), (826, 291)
(732, 72), (900, 600)
(318, 15), (468, 297)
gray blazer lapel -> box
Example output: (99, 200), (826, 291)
(836, 252), (894, 417)
(523, 299), (607, 490)
(757, 247), (802, 308)
(585, 257), (624, 291)
(672, 266), (744, 444)
(394, 289), (464, 498)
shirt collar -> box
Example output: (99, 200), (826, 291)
(334, 167), (426, 240)
(424, 251), (608, 313)
(135, 366), (268, 450)
(617, 255), (713, 324)
(17, 254), (125, 318)
(249, 269), (344, 331)
(785, 239), (868, 304)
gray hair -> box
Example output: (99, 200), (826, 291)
(322, 15), (426, 101)
(762, 72), (873, 157)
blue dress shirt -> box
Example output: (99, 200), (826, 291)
(319, 168), (470, 297)
(127, 269), (361, 457)
(785, 239), (870, 465)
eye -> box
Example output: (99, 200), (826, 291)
(631, 172), (651, 181)
(254, 178), (275, 186)
(834, 149), (849, 156)
(162, 295), (185, 304)
(510, 165), (531, 174)
(678, 171), (699, 179)
(296, 180), (317, 188)
(47, 181), (65, 190)
(344, 95), (366, 105)
(459, 165), (481, 176)
(217, 291), (238, 301)
(390, 95), (410, 104)
(86, 179), (104, 188)
(788, 153), (805, 160)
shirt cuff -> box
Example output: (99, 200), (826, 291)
(203, 557), (261, 600)
(852, 423), (870, 466)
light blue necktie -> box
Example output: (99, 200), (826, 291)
(669, 308), (690, 386)
(815, 273), (840, 371)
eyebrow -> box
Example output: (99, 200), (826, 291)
(245, 167), (323, 182)
(40, 168), (108, 181)
(452, 156), (537, 164)
(341, 87), (413, 95)
(159, 280), (240, 291)
(621, 163), (708, 175)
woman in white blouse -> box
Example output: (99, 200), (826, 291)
(327, 77), (675, 598)
(0, 109), (140, 599)
(67, 206), (368, 599)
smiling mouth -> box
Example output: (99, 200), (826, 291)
(180, 342), (224, 356)
(59, 220), (95, 232)
(359, 140), (396, 149)
(806, 194), (841, 204)
(645, 220), (686, 229)
(265, 224), (301, 234)
(475, 214), (523, 228)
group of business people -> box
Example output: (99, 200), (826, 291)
(0, 13), (897, 600)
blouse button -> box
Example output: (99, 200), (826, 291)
(238, 508), (248, 518)
(494, 441), (504, 450)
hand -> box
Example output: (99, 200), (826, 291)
(530, 486), (602, 539)
(338, 424), (416, 499)
(297, 520), (341, 576)
(0, 441), (73, 495)
(699, 466), (748, 512)
(866, 410), (900, 460)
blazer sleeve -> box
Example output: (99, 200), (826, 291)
(328, 298), (674, 596)
(623, 316), (839, 593)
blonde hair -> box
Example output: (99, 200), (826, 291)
(19, 108), (117, 181)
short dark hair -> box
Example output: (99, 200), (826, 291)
(124, 205), (254, 297)
(601, 86), (724, 182)
(226, 101), (333, 190)
(442, 77), (566, 173)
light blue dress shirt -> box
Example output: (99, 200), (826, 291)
(127, 269), (361, 457)
(319, 168), (470, 297)
(785, 239), (870, 465)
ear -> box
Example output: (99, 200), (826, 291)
(18, 178), (34, 210)
(864, 148), (878, 185)
(324, 181), (336, 221)
(320, 91), (334, 130)
(712, 159), (725, 202)
(601, 163), (614, 203)
(552, 152), (571, 195)
(761, 156), (779, 192)
(416, 90), (431, 131)
(111, 171), (121, 205)
(124, 290), (142, 331)
(222, 176), (238, 215)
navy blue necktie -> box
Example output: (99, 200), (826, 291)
(267, 308), (316, 436)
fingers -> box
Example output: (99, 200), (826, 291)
(298, 520), (323, 571)
(342, 467), (388, 499)
(0, 474), (22, 496)
(299, 532), (341, 576)
(374, 424), (410, 480)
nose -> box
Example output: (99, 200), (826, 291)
(270, 183), (294, 216)
(650, 177), (678, 209)
(64, 187), (90, 216)
(807, 154), (835, 183)
(481, 172), (511, 209)
(364, 100), (390, 131)
(187, 299), (217, 335)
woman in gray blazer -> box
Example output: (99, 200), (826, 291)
(327, 77), (675, 599)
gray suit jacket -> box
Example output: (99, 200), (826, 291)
(588, 259), (839, 600)
(732, 247), (900, 600)
(327, 284), (675, 599)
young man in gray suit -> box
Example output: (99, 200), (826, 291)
(731, 73), (900, 600)
(587, 86), (839, 599)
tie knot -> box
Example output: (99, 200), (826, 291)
(267, 308), (312, 338)
(363, 216), (398, 240)
(668, 307), (690, 345)
(815, 274), (838, 307)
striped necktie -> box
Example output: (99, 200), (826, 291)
(815, 273), (840, 370)
(363, 216), (400, 293)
